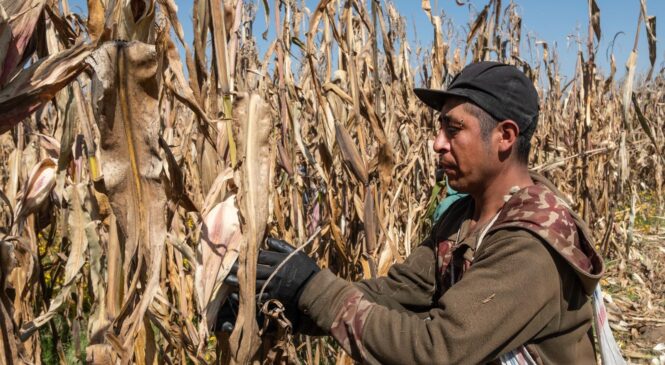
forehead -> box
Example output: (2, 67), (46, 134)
(439, 97), (472, 119)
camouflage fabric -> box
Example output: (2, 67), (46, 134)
(436, 239), (472, 294)
(488, 184), (603, 291)
(328, 289), (378, 363)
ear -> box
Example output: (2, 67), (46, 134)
(496, 120), (519, 153)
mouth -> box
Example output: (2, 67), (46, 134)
(438, 161), (456, 173)
(437, 161), (458, 180)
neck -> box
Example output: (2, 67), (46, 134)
(470, 164), (533, 226)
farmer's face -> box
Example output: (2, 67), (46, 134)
(433, 99), (496, 194)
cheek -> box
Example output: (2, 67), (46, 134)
(450, 139), (482, 175)
(448, 139), (467, 165)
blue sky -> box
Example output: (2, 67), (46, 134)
(67, 0), (663, 83)
(394, 0), (663, 81)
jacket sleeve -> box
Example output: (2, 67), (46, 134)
(298, 229), (562, 365)
(352, 238), (438, 313)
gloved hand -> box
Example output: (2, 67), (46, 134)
(213, 292), (240, 333)
(214, 292), (276, 334)
(225, 237), (320, 327)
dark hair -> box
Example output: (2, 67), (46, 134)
(463, 102), (533, 164)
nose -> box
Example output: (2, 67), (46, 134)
(433, 128), (450, 153)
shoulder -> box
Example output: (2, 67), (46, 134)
(467, 228), (563, 310)
(475, 228), (554, 265)
(475, 185), (579, 277)
(490, 185), (588, 266)
(486, 184), (603, 294)
(493, 184), (577, 237)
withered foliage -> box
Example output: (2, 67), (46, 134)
(0, 0), (663, 364)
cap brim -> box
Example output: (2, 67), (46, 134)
(413, 88), (469, 111)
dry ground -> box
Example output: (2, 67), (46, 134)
(604, 226), (665, 364)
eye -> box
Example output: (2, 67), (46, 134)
(438, 114), (463, 136)
(445, 120), (463, 135)
(437, 115), (446, 128)
(445, 125), (460, 136)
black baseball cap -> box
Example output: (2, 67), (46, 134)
(414, 61), (539, 136)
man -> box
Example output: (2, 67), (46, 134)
(223, 61), (604, 364)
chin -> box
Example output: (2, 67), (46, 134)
(446, 178), (468, 193)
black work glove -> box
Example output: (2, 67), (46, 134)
(213, 292), (240, 333)
(225, 237), (320, 328)
(213, 292), (270, 333)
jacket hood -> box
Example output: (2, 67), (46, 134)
(489, 172), (604, 295)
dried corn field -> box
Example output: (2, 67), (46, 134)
(0, 0), (663, 363)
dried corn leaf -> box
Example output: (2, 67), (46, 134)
(19, 184), (93, 340)
(324, 81), (353, 104)
(0, 0), (46, 84)
(466, 4), (489, 49)
(0, 5), (10, 81)
(201, 167), (234, 215)
(0, 44), (92, 133)
(622, 50), (637, 122)
(192, 0), (209, 88)
(0, 235), (20, 364)
(376, 4), (397, 79)
(335, 122), (368, 185)
(422, 0), (432, 22)
(589, 0), (601, 42)
(430, 14), (446, 87)
(106, 214), (122, 319)
(89, 41), (167, 362)
(35, 133), (61, 158)
(209, 0), (237, 166)
(156, 0), (186, 45)
(86, 344), (119, 364)
(0, 239), (16, 286)
(645, 15), (656, 74)
(306, 0), (336, 154)
(510, 6), (521, 58)
(87, 207), (109, 345)
(0, 288), (21, 363)
(364, 185), (376, 255)
(229, 92), (271, 364)
(163, 36), (212, 124)
(87, 0), (105, 43)
(359, 87), (395, 189)
(129, 0), (156, 42)
(637, 0), (656, 66)
(209, 0), (231, 93)
(631, 93), (663, 162)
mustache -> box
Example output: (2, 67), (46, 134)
(435, 158), (456, 182)
(436, 158), (455, 169)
